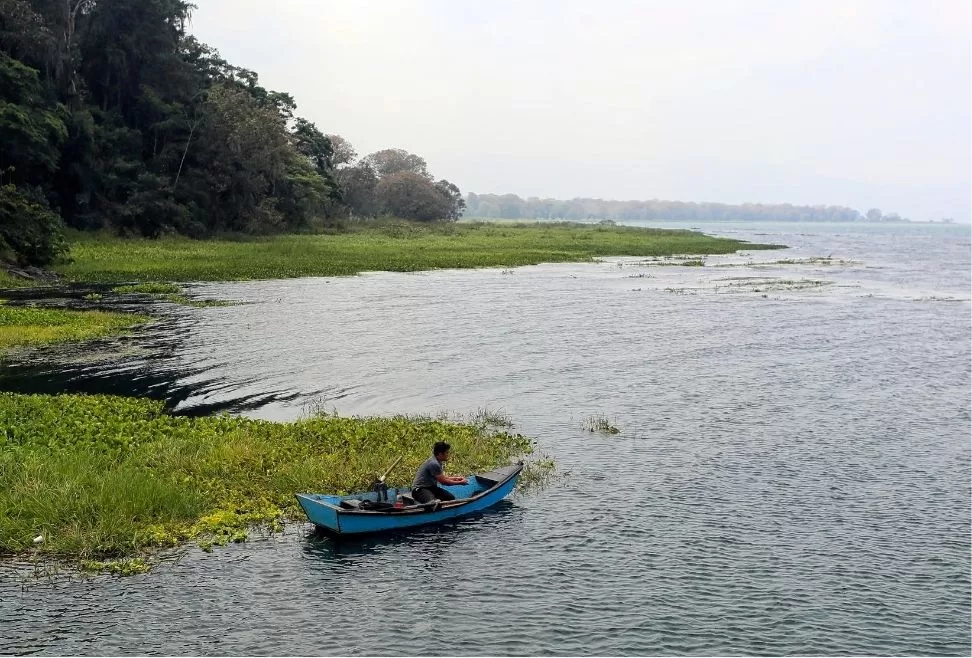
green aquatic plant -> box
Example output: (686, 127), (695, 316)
(0, 393), (543, 569)
(470, 407), (515, 429)
(0, 305), (148, 357)
(582, 413), (621, 434)
(110, 282), (237, 308)
(55, 223), (781, 283)
(81, 558), (151, 576)
(0, 270), (37, 289)
(111, 282), (182, 295)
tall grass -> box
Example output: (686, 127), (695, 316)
(55, 222), (781, 283)
(582, 413), (621, 434)
(0, 393), (540, 564)
(0, 270), (34, 289)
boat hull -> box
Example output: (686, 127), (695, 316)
(296, 463), (522, 536)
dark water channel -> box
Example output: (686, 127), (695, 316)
(1, 222), (969, 655)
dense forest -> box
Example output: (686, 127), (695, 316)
(0, 0), (464, 266)
(465, 193), (907, 224)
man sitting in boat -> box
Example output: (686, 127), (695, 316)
(411, 441), (468, 504)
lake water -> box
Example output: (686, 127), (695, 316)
(2, 221), (970, 655)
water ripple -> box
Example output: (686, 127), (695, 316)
(1, 223), (970, 655)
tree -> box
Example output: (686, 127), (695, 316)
(0, 0), (57, 67)
(362, 148), (429, 179)
(291, 118), (332, 175)
(190, 83), (292, 232)
(434, 179), (465, 220)
(376, 171), (451, 221)
(327, 134), (357, 167)
(335, 163), (378, 218)
(0, 184), (67, 266)
(866, 208), (882, 222)
(0, 0), (467, 253)
(0, 52), (67, 182)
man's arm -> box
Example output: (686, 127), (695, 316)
(435, 473), (468, 485)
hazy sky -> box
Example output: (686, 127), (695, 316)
(190, 0), (971, 221)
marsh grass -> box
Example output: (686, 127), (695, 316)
(582, 413), (621, 434)
(0, 270), (34, 289)
(0, 304), (149, 357)
(55, 222), (780, 283)
(0, 393), (542, 569)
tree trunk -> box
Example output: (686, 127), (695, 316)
(173, 120), (197, 190)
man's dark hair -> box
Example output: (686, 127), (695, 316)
(433, 441), (450, 456)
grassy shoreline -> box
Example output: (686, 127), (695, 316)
(1, 222), (781, 357)
(0, 393), (539, 569)
(0, 221), (776, 573)
(53, 221), (782, 283)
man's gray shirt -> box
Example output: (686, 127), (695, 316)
(412, 456), (443, 488)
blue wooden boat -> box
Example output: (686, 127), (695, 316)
(295, 462), (523, 535)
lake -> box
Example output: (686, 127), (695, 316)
(2, 221), (969, 655)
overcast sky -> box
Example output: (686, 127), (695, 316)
(190, 0), (971, 221)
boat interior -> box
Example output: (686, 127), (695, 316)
(312, 468), (512, 512)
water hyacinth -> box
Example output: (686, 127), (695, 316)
(54, 222), (780, 283)
(0, 393), (542, 568)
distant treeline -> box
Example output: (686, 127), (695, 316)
(465, 193), (907, 223)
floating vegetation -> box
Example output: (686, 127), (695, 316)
(163, 295), (239, 308)
(720, 256), (860, 268)
(82, 292), (103, 301)
(620, 254), (713, 267)
(55, 223), (781, 283)
(582, 413), (621, 434)
(112, 282), (181, 295)
(0, 270), (43, 289)
(111, 282), (238, 308)
(0, 393), (543, 570)
(714, 277), (834, 293)
(0, 304), (148, 358)
(81, 558), (151, 576)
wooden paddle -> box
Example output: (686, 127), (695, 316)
(376, 455), (403, 485)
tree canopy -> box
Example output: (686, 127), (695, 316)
(0, 0), (463, 266)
